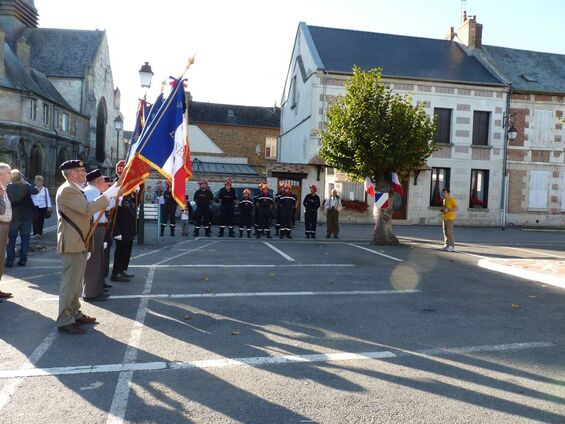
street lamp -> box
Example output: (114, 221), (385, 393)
(507, 125), (518, 141)
(138, 62), (154, 89)
(114, 115), (123, 165)
(137, 62), (153, 245)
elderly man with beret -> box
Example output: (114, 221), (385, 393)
(55, 160), (121, 335)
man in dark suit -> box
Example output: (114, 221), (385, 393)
(111, 193), (137, 282)
(6, 170), (39, 267)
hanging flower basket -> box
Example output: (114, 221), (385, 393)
(341, 200), (368, 213)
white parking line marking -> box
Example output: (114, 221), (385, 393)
(128, 263), (354, 268)
(130, 239), (199, 260)
(0, 330), (58, 411)
(263, 242), (296, 262)
(37, 289), (420, 302)
(478, 259), (565, 290)
(506, 246), (565, 259)
(0, 341), (553, 379)
(155, 241), (219, 265)
(107, 267), (155, 424)
(347, 243), (403, 262)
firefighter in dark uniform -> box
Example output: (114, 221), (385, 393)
(160, 180), (177, 236)
(277, 184), (296, 239)
(217, 177), (237, 237)
(254, 182), (262, 235)
(274, 183), (283, 236)
(193, 179), (213, 237)
(255, 183), (274, 238)
(303, 184), (321, 238)
(239, 188), (254, 238)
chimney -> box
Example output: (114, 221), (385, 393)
(16, 36), (30, 68)
(0, 30), (5, 79)
(455, 14), (483, 49)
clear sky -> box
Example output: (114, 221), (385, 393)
(35, 0), (564, 128)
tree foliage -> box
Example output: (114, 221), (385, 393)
(320, 67), (437, 186)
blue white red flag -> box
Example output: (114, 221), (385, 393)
(375, 192), (389, 209)
(364, 177), (375, 197)
(391, 172), (405, 197)
(132, 77), (192, 206)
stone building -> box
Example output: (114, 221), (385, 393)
(0, 0), (122, 186)
(279, 22), (508, 225)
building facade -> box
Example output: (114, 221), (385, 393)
(279, 22), (508, 225)
(0, 0), (122, 187)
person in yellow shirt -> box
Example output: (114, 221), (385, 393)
(441, 188), (458, 252)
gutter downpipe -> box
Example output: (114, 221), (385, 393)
(500, 85), (512, 229)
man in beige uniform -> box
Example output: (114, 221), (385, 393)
(0, 163), (13, 301)
(56, 160), (120, 335)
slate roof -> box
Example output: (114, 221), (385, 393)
(189, 101), (280, 128)
(480, 45), (565, 94)
(1, 42), (74, 110)
(24, 28), (105, 78)
(306, 24), (503, 86)
(192, 161), (258, 176)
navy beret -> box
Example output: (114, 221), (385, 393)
(103, 176), (113, 183)
(59, 160), (85, 171)
(86, 169), (103, 182)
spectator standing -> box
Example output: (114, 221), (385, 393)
(0, 163), (13, 301)
(324, 189), (342, 239)
(6, 170), (38, 266)
(441, 188), (458, 252)
(31, 175), (52, 237)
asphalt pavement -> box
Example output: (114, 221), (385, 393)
(0, 222), (563, 423)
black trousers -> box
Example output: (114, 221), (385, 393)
(33, 207), (48, 235)
(279, 208), (293, 233)
(194, 207), (211, 229)
(240, 212), (252, 230)
(161, 207), (176, 226)
(305, 210), (318, 234)
(258, 208), (272, 231)
(220, 204), (234, 228)
(112, 240), (133, 275)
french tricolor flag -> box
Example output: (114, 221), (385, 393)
(391, 171), (405, 197)
(375, 192), (389, 209)
(129, 77), (192, 207)
(364, 177), (375, 197)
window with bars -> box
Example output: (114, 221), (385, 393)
(433, 108), (452, 144)
(430, 167), (450, 206)
(472, 111), (490, 146)
(469, 169), (489, 208)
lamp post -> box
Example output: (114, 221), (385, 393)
(113, 115), (123, 166)
(500, 110), (518, 229)
(136, 62), (153, 245)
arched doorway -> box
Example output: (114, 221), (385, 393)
(95, 98), (107, 163)
(55, 148), (70, 185)
(29, 143), (43, 179)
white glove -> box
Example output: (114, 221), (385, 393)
(86, 252), (92, 261)
(103, 242), (108, 249)
(103, 182), (120, 199)
(114, 234), (122, 240)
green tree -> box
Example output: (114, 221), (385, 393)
(320, 67), (437, 245)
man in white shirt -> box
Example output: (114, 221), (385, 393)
(0, 163), (13, 300)
(31, 175), (52, 237)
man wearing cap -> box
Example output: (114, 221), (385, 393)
(82, 169), (111, 301)
(193, 179), (213, 237)
(277, 184), (296, 239)
(255, 183), (274, 238)
(239, 188), (254, 238)
(217, 177), (237, 237)
(303, 185), (321, 239)
(56, 160), (121, 335)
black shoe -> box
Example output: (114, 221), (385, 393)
(17, 261), (26, 266)
(121, 272), (135, 278)
(311, 234), (316, 239)
(305, 234), (310, 238)
(279, 234), (284, 239)
(111, 274), (130, 283)
(256, 233), (261, 239)
(229, 231), (235, 238)
(326, 235), (331, 239)
(266, 234), (272, 239)
(334, 235), (339, 239)
(5, 262), (13, 268)
(104, 283), (113, 288)
(83, 294), (108, 302)
(193, 231), (200, 237)
(287, 234), (292, 239)
(247, 232), (251, 238)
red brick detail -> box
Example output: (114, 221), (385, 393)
(553, 171), (560, 178)
(509, 108), (530, 147)
(511, 93), (530, 101)
(508, 149), (526, 161)
(531, 150), (550, 162)
(551, 196), (559, 204)
(535, 94), (553, 102)
(508, 170), (526, 213)
(554, 151), (562, 158)
(432, 146), (452, 158)
(556, 136), (562, 143)
(556, 123), (563, 130)
(472, 148), (491, 161)
(556, 110), (563, 118)
(552, 184), (559, 190)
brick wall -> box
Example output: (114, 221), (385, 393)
(508, 169), (526, 213)
(196, 123), (280, 168)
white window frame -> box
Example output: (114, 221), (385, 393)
(42, 103), (50, 125)
(528, 170), (549, 210)
(265, 136), (277, 159)
(62, 113), (70, 132)
(28, 99), (37, 121)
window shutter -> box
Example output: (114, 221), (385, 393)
(528, 171), (549, 209)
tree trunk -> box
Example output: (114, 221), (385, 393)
(371, 172), (399, 246)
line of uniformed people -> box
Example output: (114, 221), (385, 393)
(178, 178), (323, 240)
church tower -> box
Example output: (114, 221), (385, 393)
(0, 0), (38, 35)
